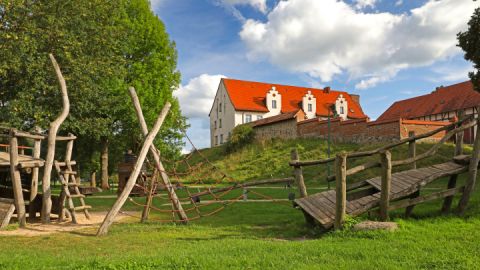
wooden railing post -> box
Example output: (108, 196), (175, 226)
(291, 149), (308, 198)
(379, 150), (392, 221)
(458, 111), (480, 215)
(442, 116), (464, 214)
(334, 152), (347, 230)
(408, 131), (416, 170)
(9, 130), (26, 227)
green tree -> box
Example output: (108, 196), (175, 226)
(458, 4), (480, 92)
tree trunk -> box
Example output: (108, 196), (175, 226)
(90, 171), (97, 187)
(101, 137), (109, 190)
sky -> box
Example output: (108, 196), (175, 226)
(150, 0), (478, 151)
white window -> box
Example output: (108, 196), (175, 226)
(219, 119), (222, 128)
(340, 106), (344, 114)
(272, 100), (277, 109)
(257, 115), (263, 120)
(220, 134), (224, 144)
(245, 114), (252, 123)
(308, 103), (313, 112)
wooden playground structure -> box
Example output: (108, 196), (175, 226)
(290, 112), (480, 230)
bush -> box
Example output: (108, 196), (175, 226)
(225, 124), (255, 153)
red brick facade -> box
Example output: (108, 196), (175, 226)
(297, 117), (448, 143)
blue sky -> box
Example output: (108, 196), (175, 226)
(151, 0), (478, 150)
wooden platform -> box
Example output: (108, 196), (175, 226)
(0, 152), (44, 168)
(294, 161), (468, 229)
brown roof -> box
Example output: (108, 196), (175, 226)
(377, 81), (480, 121)
(250, 110), (305, 128)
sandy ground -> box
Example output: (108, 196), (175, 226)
(0, 212), (131, 237)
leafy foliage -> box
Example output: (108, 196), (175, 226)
(225, 124), (255, 153)
(458, 5), (480, 92)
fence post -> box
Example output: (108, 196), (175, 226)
(29, 126), (42, 222)
(334, 152), (347, 230)
(442, 117), (464, 214)
(408, 131), (416, 170)
(291, 149), (308, 198)
(9, 130), (26, 227)
(458, 111), (480, 215)
(380, 150), (392, 221)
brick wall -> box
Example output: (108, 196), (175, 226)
(297, 117), (449, 143)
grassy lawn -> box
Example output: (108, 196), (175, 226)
(0, 139), (479, 269)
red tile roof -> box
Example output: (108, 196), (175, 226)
(221, 79), (367, 119)
(377, 81), (480, 122)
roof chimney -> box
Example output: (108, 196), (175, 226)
(323, 86), (331, 94)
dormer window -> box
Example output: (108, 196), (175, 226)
(272, 100), (277, 109)
(302, 90), (316, 119)
(308, 103), (313, 112)
(340, 107), (344, 114)
(335, 94), (348, 120)
(266, 86), (281, 114)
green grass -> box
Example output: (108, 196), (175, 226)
(0, 138), (479, 269)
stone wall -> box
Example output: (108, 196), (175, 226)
(254, 118), (298, 140)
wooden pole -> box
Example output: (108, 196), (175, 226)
(29, 126), (41, 221)
(442, 117), (464, 214)
(291, 149), (308, 198)
(141, 169), (158, 222)
(379, 150), (392, 221)
(97, 102), (171, 236)
(408, 131), (416, 170)
(9, 131), (26, 227)
(334, 152), (347, 230)
(458, 112), (480, 215)
(128, 87), (188, 223)
(90, 171), (97, 187)
(41, 54), (70, 224)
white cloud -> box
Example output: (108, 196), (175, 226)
(221, 0), (268, 13)
(175, 74), (227, 119)
(395, 0), (403, 6)
(149, 0), (165, 11)
(240, 0), (478, 89)
(432, 64), (473, 82)
(354, 0), (377, 9)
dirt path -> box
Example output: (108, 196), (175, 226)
(0, 212), (131, 237)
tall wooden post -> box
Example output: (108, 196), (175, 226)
(97, 102), (172, 236)
(442, 118), (464, 214)
(379, 150), (392, 221)
(458, 112), (480, 215)
(291, 149), (308, 198)
(9, 131), (26, 227)
(128, 87), (188, 223)
(90, 171), (97, 187)
(334, 152), (347, 230)
(408, 131), (416, 170)
(41, 54), (70, 224)
(29, 126), (42, 221)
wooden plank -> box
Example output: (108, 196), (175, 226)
(380, 150), (392, 221)
(297, 198), (331, 224)
(334, 153), (347, 230)
(389, 187), (464, 211)
(291, 149), (308, 198)
(9, 134), (26, 227)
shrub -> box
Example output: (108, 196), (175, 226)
(225, 124), (255, 152)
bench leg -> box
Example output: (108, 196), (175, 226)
(405, 190), (420, 218)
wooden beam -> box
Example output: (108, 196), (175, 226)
(128, 87), (188, 223)
(390, 187), (464, 212)
(334, 152), (347, 230)
(97, 102), (171, 236)
(379, 150), (392, 221)
(291, 149), (308, 198)
(9, 132), (26, 227)
(29, 126), (41, 222)
(41, 54), (70, 224)
(458, 112), (480, 215)
(0, 203), (15, 230)
(408, 131), (416, 170)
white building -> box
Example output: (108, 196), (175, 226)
(209, 78), (367, 147)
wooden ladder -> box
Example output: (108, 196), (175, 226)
(55, 134), (91, 223)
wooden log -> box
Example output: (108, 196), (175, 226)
(327, 161), (381, 182)
(90, 171), (97, 187)
(141, 169), (158, 223)
(55, 135), (77, 141)
(291, 149), (308, 198)
(389, 186), (464, 212)
(408, 131), (416, 170)
(97, 102), (171, 236)
(9, 133), (26, 227)
(12, 130), (45, 140)
(405, 190), (420, 218)
(128, 87), (188, 223)
(458, 113), (480, 215)
(29, 126), (41, 222)
(441, 175), (458, 214)
(379, 150), (392, 221)
(455, 110), (465, 156)
(41, 54), (70, 224)
(188, 177), (295, 198)
(0, 203), (15, 230)
(334, 152), (347, 230)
